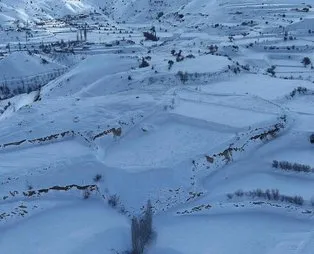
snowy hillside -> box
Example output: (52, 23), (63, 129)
(0, 51), (64, 79)
(0, 0), (314, 253)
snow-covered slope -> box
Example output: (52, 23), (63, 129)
(0, 51), (64, 79)
(0, 0), (94, 22)
(1, 0), (314, 253)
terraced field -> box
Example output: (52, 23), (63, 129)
(0, 0), (314, 253)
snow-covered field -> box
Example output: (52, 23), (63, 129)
(0, 0), (314, 253)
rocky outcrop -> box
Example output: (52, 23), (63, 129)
(93, 127), (122, 140)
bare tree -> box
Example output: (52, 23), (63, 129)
(84, 24), (87, 41)
(131, 200), (154, 254)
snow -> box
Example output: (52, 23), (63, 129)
(173, 100), (277, 128)
(42, 54), (137, 98)
(151, 212), (314, 254)
(0, 139), (91, 174)
(0, 52), (63, 80)
(201, 73), (313, 100)
(103, 114), (235, 170)
(0, 0), (314, 253)
(0, 200), (130, 254)
(171, 54), (231, 74)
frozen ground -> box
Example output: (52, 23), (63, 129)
(0, 0), (314, 253)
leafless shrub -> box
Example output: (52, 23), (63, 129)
(227, 189), (304, 206)
(227, 193), (233, 199)
(186, 54), (195, 59)
(176, 71), (188, 83)
(235, 189), (244, 197)
(272, 160), (279, 168)
(272, 160), (312, 173)
(290, 87), (308, 97)
(83, 189), (90, 199)
(108, 194), (119, 208)
(93, 174), (102, 182)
